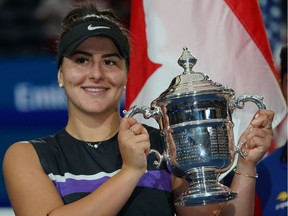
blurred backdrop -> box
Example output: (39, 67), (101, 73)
(0, 0), (286, 209)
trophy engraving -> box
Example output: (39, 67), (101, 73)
(124, 47), (266, 206)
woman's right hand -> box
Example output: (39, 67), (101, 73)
(118, 117), (150, 176)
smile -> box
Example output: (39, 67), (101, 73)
(83, 87), (107, 92)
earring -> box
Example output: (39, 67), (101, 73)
(59, 83), (64, 88)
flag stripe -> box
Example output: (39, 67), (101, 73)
(225, 0), (278, 79)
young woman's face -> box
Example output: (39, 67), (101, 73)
(58, 37), (127, 115)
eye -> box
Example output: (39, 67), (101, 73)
(104, 59), (117, 66)
(75, 57), (89, 64)
(69, 52), (91, 65)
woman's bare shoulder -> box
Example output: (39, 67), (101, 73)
(4, 140), (34, 156)
(3, 141), (40, 172)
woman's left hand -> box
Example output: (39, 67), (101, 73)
(237, 109), (274, 166)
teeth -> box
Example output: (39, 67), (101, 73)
(85, 88), (105, 92)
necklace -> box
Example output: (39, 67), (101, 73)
(68, 125), (119, 149)
(85, 141), (102, 149)
(84, 125), (119, 149)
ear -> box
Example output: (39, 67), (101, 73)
(58, 69), (64, 87)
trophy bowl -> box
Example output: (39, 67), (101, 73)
(124, 47), (266, 206)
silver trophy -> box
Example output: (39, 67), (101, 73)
(124, 47), (266, 206)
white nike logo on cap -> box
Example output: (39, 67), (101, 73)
(87, 24), (110, 31)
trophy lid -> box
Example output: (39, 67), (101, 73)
(153, 47), (234, 104)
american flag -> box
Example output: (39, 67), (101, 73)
(259, 0), (287, 70)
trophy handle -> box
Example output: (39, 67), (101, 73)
(123, 105), (165, 168)
(230, 94), (266, 159)
(230, 94), (266, 110)
(123, 105), (163, 119)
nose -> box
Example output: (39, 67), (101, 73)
(89, 63), (104, 81)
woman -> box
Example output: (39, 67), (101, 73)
(3, 2), (274, 216)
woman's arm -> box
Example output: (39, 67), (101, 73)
(3, 118), (150, 216)
(3, 142), (142, 216)
(3, 142), (65, 215)
(220, 109), (274, 216)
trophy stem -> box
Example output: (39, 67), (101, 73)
(174, 167), (237, 206)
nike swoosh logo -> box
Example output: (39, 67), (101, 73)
(87, 24), (110, 31)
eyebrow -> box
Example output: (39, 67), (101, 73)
(71, 50), (122, 59)
(103, 53), (122, 59)
(71, 50), (92, 57)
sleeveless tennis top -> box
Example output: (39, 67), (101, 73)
(30, 125), (175, 215)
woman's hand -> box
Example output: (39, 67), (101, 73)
(237, 109), (274, 168)
(118, 117), (150, 176)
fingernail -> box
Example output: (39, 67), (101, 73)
(254, 114), (259, 119)
(248, 126), (254, 133)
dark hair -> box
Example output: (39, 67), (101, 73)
(280, 44), (287, 84)
(57, 1), (130, 69)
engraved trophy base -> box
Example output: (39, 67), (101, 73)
(174, 167), (237, 206)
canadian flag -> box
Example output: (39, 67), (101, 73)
(125, 0), (287, 148)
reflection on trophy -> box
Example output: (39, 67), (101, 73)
(124, 47), (266, 206)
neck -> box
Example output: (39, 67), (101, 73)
(66, 112), (121, 142)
